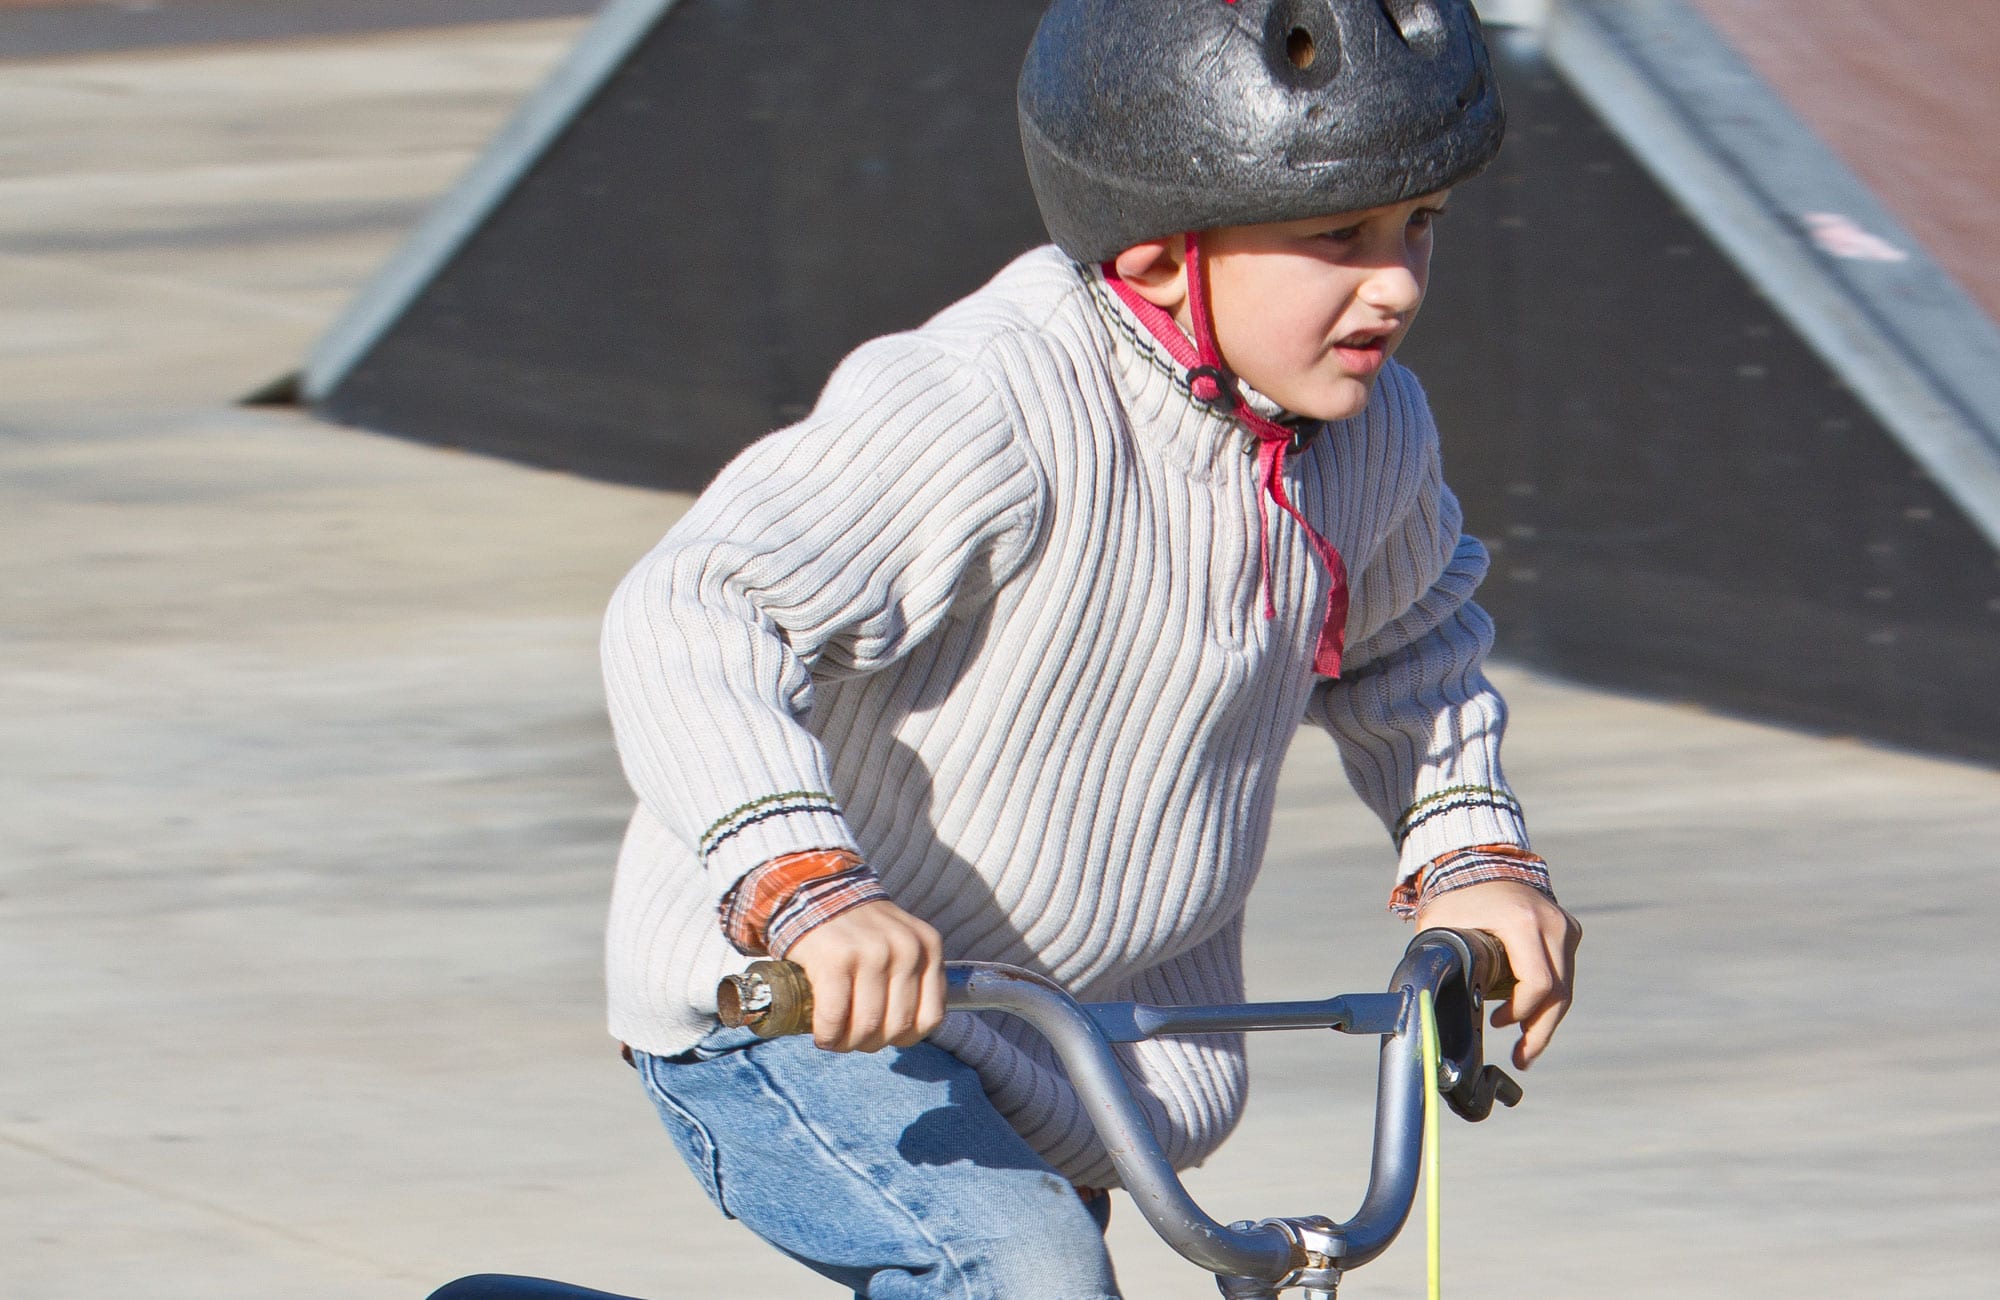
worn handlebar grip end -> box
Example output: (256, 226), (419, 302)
(717, 959), (815, 1038)
(1457, 928), (1517, 1004)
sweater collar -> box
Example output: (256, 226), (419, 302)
(1081, 264), (1316, 477)
(1078, 257), (1349, 679)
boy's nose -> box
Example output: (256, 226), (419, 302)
(1360, 262), (1424, 314)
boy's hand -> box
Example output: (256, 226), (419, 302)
(1414, 880), (1581, 1069)
(783, 900), (946, 1053)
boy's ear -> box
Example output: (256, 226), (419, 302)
(1112, 238), (1189, 314)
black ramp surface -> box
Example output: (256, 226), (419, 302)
(320, 0), (1050, 491)
(314, 2), (2000, 763)
(1397, 27), (2000, 763)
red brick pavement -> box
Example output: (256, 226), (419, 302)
(1693, 0), (2000, 322)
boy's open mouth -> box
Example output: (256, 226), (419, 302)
(1332, 330), (1393, 374)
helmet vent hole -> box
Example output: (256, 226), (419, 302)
(1261, 2), (1340, 88)
(1286, 27), (1317, 70)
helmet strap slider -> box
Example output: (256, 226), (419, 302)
(1186, 366), (1231, 404)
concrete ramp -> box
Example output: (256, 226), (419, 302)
(303, 0), (2000, 763)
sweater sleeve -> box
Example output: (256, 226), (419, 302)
(601, 336), (1044, 888)
(1304, 369), (1528, 886)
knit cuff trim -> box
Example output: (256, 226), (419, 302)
(1392, 785), (1525, 850)
(1389, 843), (1556, 919)
(698, 790), (843, 862)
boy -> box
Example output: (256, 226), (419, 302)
(602, 1), (1580, 1295)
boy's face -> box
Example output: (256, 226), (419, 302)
(1203, 193), (1447, 421)
(1116, 192), (1449, 422)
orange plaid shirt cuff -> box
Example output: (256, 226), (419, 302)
(718, 848), (890, 958)
(1389, 843), (1555, 919)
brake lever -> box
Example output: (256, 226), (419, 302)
(1410, 928), (1524, 1123)
(1444, 1062), (1523, 1122)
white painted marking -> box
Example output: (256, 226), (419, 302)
(1802, 212), (1910, 263)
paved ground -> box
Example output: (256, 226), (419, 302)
(0, 1), (600, 62)
(4, 18), (1999, 1300)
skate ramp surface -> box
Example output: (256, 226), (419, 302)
(298, 0), (2000, 761)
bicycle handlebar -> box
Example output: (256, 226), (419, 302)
(717, 928), (1519, 1293)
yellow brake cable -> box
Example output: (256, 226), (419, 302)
(1418, 987), (1443, 1300)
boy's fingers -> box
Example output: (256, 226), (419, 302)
(789, 903), (948, 1052)
(1417, 883), (1581, 1065)
(878, 998), (913, 1050)
(916, 955), (947, 1037)
(893, 931), (948, 1047)
(810, 959), (854, 1051)
(1503, 948), (1557, 1033)
(1562, 910), (1584, 973)
(1515, 994), (1570, 1068)
(1482, 924), (1556, 1041)
(879, 942), (924, 1049)
(842, 961), (890, 1052)
(1509, 923), (1578, 1066)
(1514, 964), (1573, 1065)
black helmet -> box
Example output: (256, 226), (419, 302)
(1017, 0), (1505, 263)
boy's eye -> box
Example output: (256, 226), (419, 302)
(1408, 206), (1448, 231)
(1319, 224), (1362, 243)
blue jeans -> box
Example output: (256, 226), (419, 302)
(635, 1026), (1122, 1299)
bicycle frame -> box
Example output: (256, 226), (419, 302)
(720, 927), (1521, 1298)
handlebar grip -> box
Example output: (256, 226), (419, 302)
(1457, 928), (1517, 1003)
(717, 959), (814, 1037)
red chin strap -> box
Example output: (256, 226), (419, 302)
(1103, 233), (1351, 678)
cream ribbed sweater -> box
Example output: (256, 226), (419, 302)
(601, 246), (1528, 1186)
